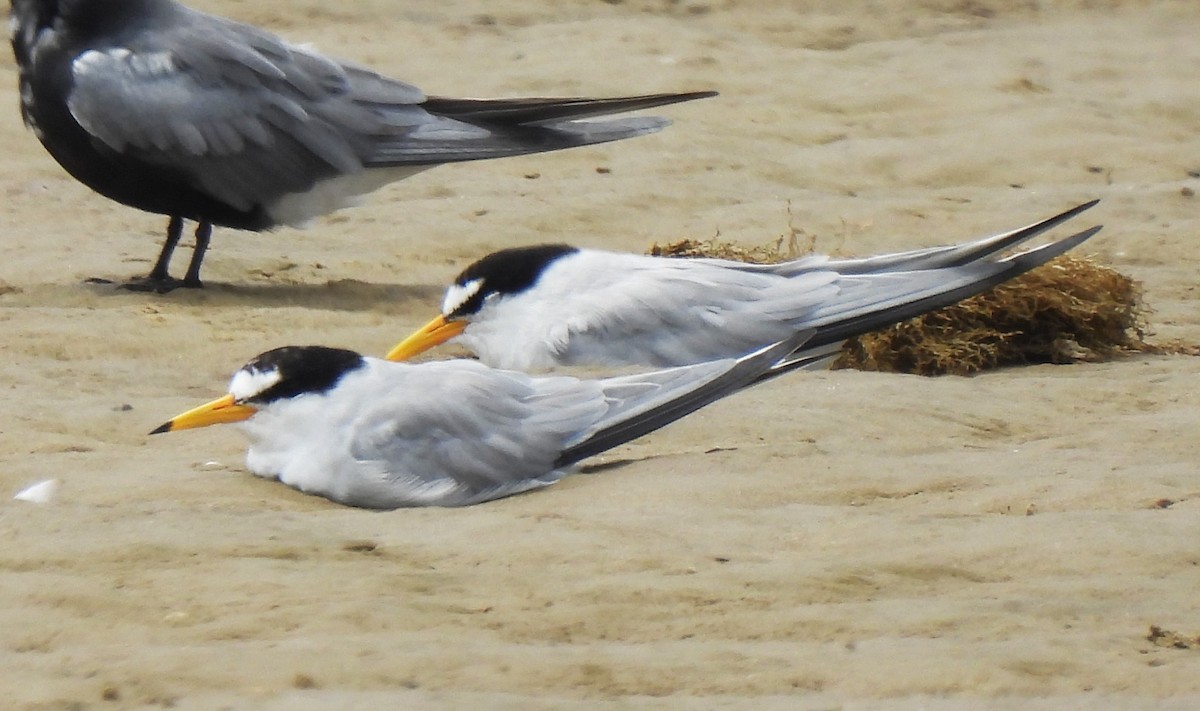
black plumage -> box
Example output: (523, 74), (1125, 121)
(10, 0), (714, 291)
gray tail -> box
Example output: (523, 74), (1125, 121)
(367, 91), (717, 166)
(421, 91), (718, 126)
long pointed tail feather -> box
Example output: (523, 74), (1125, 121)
(753, 224), (1102, 384)
(421, 91), (719, 126)
(555, 329), (813, 468)
(821, 199), (1099, 275)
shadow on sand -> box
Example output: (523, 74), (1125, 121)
(3, 277), (445, 313)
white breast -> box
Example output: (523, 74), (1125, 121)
(266, 165), (431, 228)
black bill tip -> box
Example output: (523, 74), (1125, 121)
(149, 421), (173, 435)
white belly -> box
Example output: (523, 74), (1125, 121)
(266, 165), (432, 228)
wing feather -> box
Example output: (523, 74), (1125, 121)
(346, 334), (803, 505)
(546, 255), (837, 367)
(504, 212), (1097, 371)
(346, 362), (606, 506)
(65, 10), (428, 210)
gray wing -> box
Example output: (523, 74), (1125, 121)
(66, 6), (712, 212)
(557, 331), (812, 466)
(344, 333), (807, 506)
(556, 217), (1098, 369)
(67, 10), (429, 210)
(369, 92), (717, 166)
(347, 361), (609, 507)
(784, 224), (1102, 356)
(688, 200), (1099, 277)
(733, 223), (1102, 385)
(814, 199), (1100, 274)
(555, 258), (843, 367)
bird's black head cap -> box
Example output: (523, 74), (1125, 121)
(231, 346), (367, 405)
(444, 244), (579, 318)
(12, 0), (170, 49)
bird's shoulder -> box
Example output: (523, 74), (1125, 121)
(53, 5), (433, 209)
(545, 249), (796, 316)
(343, 360), (594, 504)
(347, 359), (537, 429)
(538, 249), (723, 295)
(346, 359), (607, 442)
(67, 4), (425, 109)
(521, 250), (838, 366)
(72, 13), (324, 94)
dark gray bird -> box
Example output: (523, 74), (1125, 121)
(10, 0), (715, 292)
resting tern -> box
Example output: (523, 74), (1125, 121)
(10, 0), (714, 292)
(151, 333), (811, 508)
(386, 201), (1101, 372)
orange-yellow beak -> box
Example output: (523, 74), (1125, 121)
(150, 394), (258, 434)
(385, 315), (467, 361)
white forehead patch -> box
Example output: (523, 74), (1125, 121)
(442, 278), (483, 316)
(229, 367), (283, 402)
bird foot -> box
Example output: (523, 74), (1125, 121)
(117, 274), (203, 293)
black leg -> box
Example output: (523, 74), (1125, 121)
(182, 221), (211, 288)
(121, 215), (191, 293)
(147, 215), (184, 281)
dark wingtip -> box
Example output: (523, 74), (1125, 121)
(149, 421), (172, 435)
(1052, 198), (1100, 222)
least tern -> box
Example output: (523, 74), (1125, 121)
(387, 201), (1101, 371)
(10, 0), (714, 292)
(151, 332), (810, 508)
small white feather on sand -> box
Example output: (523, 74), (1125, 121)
(14, 479), (59, 504)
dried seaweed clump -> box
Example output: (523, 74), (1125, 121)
(833, 255), (1154, 375)
(648, 232), (812, 264)
(647, 235), (1171, 376)
(1148, 625), (1200, 650)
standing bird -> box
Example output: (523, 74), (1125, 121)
(386, 201), (1101, 373)
(151, 332), (811, 508)
(10, 0), (714, 292)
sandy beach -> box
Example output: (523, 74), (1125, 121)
(2, 0), (1200, 708)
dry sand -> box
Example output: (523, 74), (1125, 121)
(3, 1), (1200, 708)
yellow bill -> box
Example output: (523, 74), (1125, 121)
(385, 315), (466, 361)
(150, 394), (257, 434)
